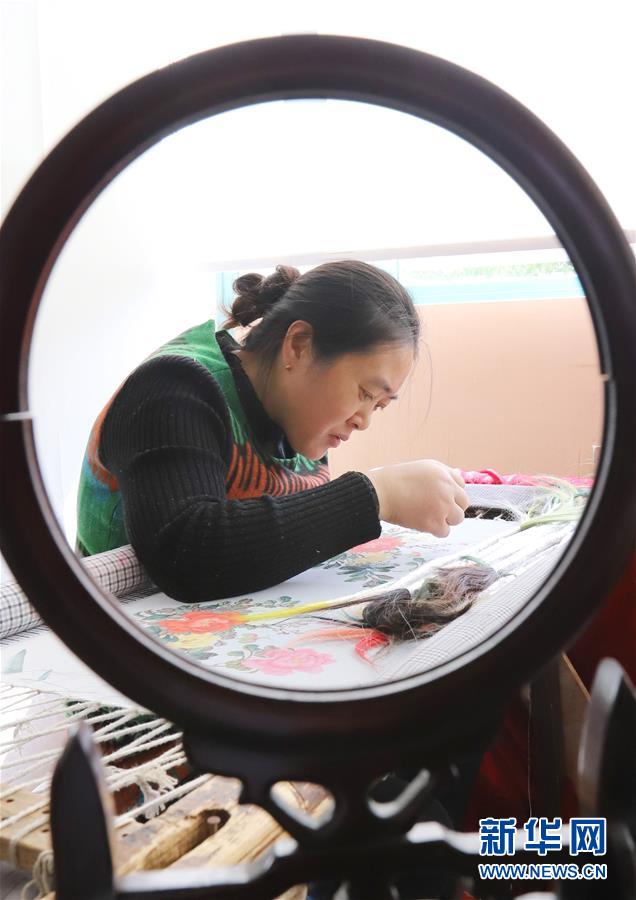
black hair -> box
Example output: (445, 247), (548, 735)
(221, 260), (420, 367)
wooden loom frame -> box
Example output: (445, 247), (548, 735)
(0, 651), (592, 899)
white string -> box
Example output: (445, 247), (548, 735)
(16, 849), (55, 899)
(7, 812), (50, 856)
(0, 687), (198, 840)
(113, 774), (212, 827)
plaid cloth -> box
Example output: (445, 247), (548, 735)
(0, 545), (154, 640)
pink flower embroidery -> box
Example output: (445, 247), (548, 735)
(159, 611), (243, 634)
(243, 648), (334, 675)
(349, 536), (401, 554)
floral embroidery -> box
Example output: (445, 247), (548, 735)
(320, 535), (420, 587)
(168, 632), (222, 650)
(242, 647), (334, 675)
(349, 536), (401, 554)
(158, 611), (244, 633)
(132, 526), (434, 675)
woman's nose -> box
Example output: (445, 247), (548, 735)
(349, 408), (372, 432)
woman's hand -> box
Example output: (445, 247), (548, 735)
(366, 460), (469, 537)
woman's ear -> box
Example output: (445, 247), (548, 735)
(282, 320), (314, 366)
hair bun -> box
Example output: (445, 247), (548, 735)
(225, 265), (300, 328)
(233, 272), (265, 298)
(257, 265), (301, 310)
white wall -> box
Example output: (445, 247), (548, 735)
(1, 0), (634, 543)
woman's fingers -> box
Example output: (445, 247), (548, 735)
(455, 486), (470, 510)
(451, 467), (465, 484)
(449, 468), (469, 509)
(445, 503), (466, 527)
(367, 459), (470, 537)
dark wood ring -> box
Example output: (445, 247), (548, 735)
(1, 35), (635, 759)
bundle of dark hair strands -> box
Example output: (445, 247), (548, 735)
(359, 480), (586, 641)
(361, 563), (499, 639)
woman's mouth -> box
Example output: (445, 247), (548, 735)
(327, 435), (342, 449)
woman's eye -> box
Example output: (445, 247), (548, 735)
(360, 388), (389, 411)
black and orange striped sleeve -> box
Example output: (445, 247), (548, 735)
(100, 355), (381, 603)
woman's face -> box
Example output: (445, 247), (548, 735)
(275, 324), (415, 460)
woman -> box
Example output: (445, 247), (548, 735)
(77, 260), (468, 602)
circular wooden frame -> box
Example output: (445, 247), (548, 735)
(1, 35), (635, 752)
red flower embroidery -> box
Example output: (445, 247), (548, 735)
(349, 536), (401, 554)
(159, 611), (243, 634)
(243, 648), (334, 675)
